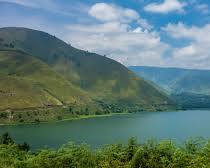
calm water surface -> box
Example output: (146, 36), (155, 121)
(0, 110), (210, 150)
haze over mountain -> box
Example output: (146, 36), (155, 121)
(129, 66), (210, 109)
(0, 27), (175, 119)
(129, 66), (210, 95)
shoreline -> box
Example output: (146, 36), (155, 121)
(1, 108), (209, 126)
(0, 112), (129, 126)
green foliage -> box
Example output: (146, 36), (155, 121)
(0, 132), (14, 145)
(17, 142), (30, 152)
(127, 137), (138, 160)
(172, 93), (210, 109)
(1, 134), (210, 168)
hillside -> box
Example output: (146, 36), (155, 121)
(0, 27), (175, 123)
(0, 49), (93, 111)
(129, 66), (210, 109)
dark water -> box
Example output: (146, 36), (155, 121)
(0, 110), (210, 150)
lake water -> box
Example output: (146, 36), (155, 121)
(0, 110), (210, 150)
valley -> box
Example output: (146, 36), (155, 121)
(129, 66), (210, 109)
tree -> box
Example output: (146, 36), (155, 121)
(127, 137), (138, 160)
(0, 132), (14, 145)
(69, 106), (73, 114)
(85, 107), (89, 115)
(18, 142), (30, 151)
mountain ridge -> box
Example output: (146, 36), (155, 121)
(129, 66), (210, 109)
(129, 66), (210, 95)
(0, 27), (176, 123)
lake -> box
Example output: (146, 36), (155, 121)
(0, 110), (210, 150)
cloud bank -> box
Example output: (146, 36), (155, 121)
(65, 3), (166, 66)
(163, 22), (210, 69)
(144, 0), (186, 14)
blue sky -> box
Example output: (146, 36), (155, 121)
(1, 0), (210, 69)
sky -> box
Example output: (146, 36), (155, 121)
(0, 0), (210, 69)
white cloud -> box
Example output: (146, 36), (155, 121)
(88, 3), (139, 23)
(65, 3), (210, 69)
(162, 23), (210, 69)
(172, 45), (197, 59)
(144, 0), (186, 14)
(0, 0), (54, 9)
(67, 22), (129, 33)
(137, 18), (153, 30)
(66, 23), (168, 67)
(62, 3), (168, 67)
(162, 22), (210, 43)
(88, 3), (152, 30)
(0, 0), (88, 16)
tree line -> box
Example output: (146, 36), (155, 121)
(0, 133), (210, 167)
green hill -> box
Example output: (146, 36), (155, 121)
(0, 49), (92, 110)
(0, 27), (175, 123)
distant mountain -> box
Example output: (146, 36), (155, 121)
(129, 66), (210, 95)
(0, 27), (175, 122)
(129, 66), (210, 109)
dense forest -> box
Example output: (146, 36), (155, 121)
(172, 93), (210, 109)
(1, 133), (210, 168)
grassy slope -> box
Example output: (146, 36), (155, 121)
(0, 27), (174, 110)
(0, 27), (177, 124)
(0, 50), (92, 111)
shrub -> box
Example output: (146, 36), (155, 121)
(1, 133), (210, 168)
